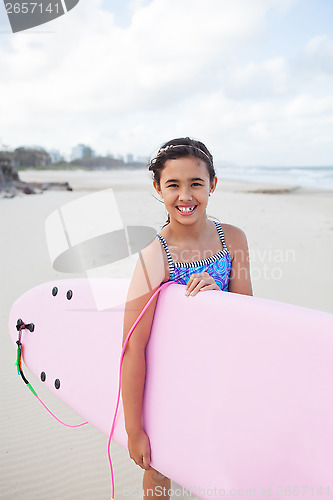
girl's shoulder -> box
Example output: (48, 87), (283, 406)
(134, 236), (169, 286)
(218, 222), (249, 260)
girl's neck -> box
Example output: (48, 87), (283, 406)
(165, 216), (210, 245)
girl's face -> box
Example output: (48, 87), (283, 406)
(153, 156), (217, 224)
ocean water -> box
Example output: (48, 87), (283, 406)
(215, 165), (333, 191)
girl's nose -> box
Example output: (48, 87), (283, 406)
(178, 187), (192, 201)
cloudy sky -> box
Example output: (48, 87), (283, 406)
(0, 0), (332, 166)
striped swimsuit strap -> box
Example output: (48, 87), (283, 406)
(155, 233), (174, 273)
(155, 220), (228, 275)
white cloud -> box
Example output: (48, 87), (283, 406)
(304, 34), (330, 54)
(296, 34), (333, 82)
(226, 57), (288, 99)
(286, 93), (333, 118)
(0, 0), (332, 166)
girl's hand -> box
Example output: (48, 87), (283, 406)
(185, 272), (220, 296)
(127, 428), (151, 470)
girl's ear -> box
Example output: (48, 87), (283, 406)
(210, 176), (218, 194)
(153, 180), (162, 198)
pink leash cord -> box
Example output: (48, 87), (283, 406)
(107, 281), (175, 499)
(35, 395), (88, 428)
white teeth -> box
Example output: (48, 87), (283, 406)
(178, 206), (195, 212)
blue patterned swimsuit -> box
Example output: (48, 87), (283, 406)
(156, 220), (232, 291)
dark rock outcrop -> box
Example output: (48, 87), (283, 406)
(0, 152), (18, 182)
(0, 152), (72, 197)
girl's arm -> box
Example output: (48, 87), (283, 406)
(227, 226), (253, 296)
(121, 239), (166, 469)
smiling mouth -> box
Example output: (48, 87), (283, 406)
(176, 205), (197, 214)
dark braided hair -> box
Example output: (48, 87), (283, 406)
(148, 137), (216, 226)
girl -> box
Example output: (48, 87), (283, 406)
(121, 137), (253, 499)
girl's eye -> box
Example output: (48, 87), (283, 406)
(166, 183), (203, 188)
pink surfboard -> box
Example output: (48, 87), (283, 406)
(8, 279), (333, 499)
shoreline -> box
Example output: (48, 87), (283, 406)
(14, 167), (333, 197)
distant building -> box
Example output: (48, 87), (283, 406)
(127, 154), (134, 163)
(85, 146), (95, 158)
(117, 154), (124, 162)
(71, 144), (95, 161)
(71, 144), (86, 161)
(49, 149), (63, 164)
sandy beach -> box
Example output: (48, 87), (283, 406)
(1, 169), (333, 499)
